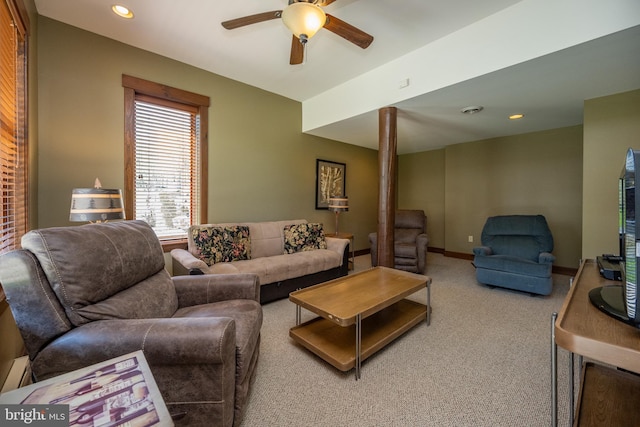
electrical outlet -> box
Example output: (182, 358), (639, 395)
(468, 235), (473, 243)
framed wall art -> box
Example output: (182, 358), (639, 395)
(316, 159), (346, 209)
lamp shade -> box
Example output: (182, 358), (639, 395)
(328, 197), (349, 212)
(70, 188), (125, 222)
(281, 2), (326, 41)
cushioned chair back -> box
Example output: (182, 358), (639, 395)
(0, 250), (72, 359)
(395, 210), (426, 244)
(481, 215), (553, 261)
(18, 220), (178, 327)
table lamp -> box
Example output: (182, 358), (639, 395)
(69, 178), (125, 223)
(328, 197), (349, 235)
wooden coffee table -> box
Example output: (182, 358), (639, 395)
(289, 266), (432, 379)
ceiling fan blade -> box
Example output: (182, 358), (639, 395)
(323, 14), (373, 49)
(319, 0), (337, 5)
(221, 10), (282, 30)
(290, 35), (304, 65)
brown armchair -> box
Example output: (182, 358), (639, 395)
(369, 210), (429, 274)
(0, 220), (262, 427)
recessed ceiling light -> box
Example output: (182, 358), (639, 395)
(112, 5), (134, 19)
(509, 114), (525, 120)
(460, 106), (484, 114)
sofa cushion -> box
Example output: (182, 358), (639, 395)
(230, 249), (341, 285)
(192, 225), (251, 266)
(188, 220), (307, 259)
(487, 235), (541, 262)
(395, 228), (421, 244)
(395, 243), (418, 259)
(474, 254), (552, 278)
(283, 223), (327, 254)
(245, 221), (305, 258)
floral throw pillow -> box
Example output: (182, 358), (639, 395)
(192, 226), (251, 266)
(283, 223), (327, 254)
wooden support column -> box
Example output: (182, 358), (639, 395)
(377, 107), (397, 268)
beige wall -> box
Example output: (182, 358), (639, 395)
(36, 17), (378, 252)
(399, 126), (584, 269)
(582, 89), (640, 259)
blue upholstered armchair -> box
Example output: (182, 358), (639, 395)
(473, 215), (555, 295)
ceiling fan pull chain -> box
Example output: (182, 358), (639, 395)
(303, 40), (307, 65)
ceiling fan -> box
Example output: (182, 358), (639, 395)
(221, 0), (374, 65)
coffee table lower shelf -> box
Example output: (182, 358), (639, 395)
(289, 299), (426, 372)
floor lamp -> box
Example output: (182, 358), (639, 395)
(328, 197), (349, 235)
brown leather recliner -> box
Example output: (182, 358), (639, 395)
(369, 210), (429, 274)
(0, 220), (262, 427)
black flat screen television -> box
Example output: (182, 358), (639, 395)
(589, 148), (640, 328)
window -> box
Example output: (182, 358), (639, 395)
(1, 0), (29, 262)
(122, 75), (209, 247)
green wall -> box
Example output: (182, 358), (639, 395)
(33, 17), (640, 271)
(399, 126), (584, 269)
(36, 17), (379, 252)
(583, 89), (640, 258)
(445, 127), (583, 269)
(398, 148), (446, 249)
(398, 89), (640, 270)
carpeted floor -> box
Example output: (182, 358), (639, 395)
(240, 253), (578, 426)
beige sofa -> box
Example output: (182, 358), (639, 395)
(171, 219), (350, 303)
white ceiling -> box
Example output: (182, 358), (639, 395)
(34, 0), (640, 154)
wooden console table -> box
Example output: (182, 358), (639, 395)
(552, 259), (640, 426)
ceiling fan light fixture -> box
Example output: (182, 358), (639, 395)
(282, 2), (326, 42)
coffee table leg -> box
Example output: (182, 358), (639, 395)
(355, 313), (362, 380)
(296, 304), (301, 326)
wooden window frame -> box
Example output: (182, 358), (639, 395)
(122, 75), (209, 251)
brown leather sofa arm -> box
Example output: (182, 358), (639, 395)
(30, 317), (236, 381)
(172, 273), (260, 306)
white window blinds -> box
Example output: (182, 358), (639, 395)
(0, 0), (28, 255)
(133, 96), (200, 240)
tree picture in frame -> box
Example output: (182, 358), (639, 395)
(316, 159), (346, 210)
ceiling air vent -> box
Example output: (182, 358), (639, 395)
(460, 106), (484, 114)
